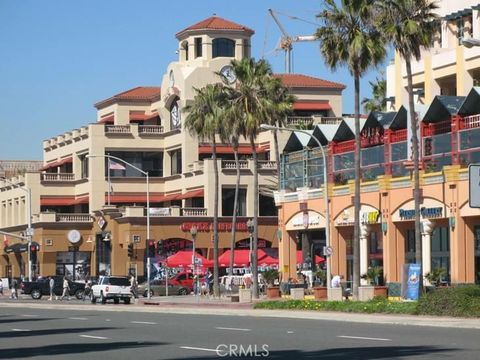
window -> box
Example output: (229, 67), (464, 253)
(195, 37), (202, 58)
(182, 41), (189, 61)
(222, 188), (246, 216)
(212, 38), (235, 58)
(170, 149), (182, 175)
(457, 18), (464, 45)
(107, 152), (163, 177)
(431, 226), (450, 283)
(259, 194), (277, 216)
(391, 142), (407, 162)
(80, 154), (89, 179)
(405, 229), (416, 264)
(170, 100), (181, 130)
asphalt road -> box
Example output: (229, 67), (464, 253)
(1, 304), (480, 360)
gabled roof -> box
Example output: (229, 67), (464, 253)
(422, 95), (465, 123)
(343, 117), (368, 134)
(176, 16), (254, 38)
(308, 125), (329, 147)
(458, 87), (480, 116)
(283, 131), (313, 152)
(274, 74), (345, 90)
(388, 106), (408, 130)
(94, 87), (161, 109)
(365, 111), (397, 129)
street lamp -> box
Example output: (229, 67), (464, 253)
(260, 124), (331, 290)
(246, 219), (254, 271)
(190, 225), (198, 297)
(1, 177), (33, 281)
(87, 154), (151, 298)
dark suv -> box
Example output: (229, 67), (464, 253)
(21, 277), (85, 300)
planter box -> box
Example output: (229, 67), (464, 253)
(328, 287), (343, 301)
(313, 287), (327, 300)
(266, 286), (280, 299)
(290, 288), (304, 300)
(239, 288), (252, 303)
(359, 286), (388, 301)
(373, 286), (388, 297)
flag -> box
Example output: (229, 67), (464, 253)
(109, 160), (126, 170)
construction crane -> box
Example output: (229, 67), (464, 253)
(268, 8), (317, 74)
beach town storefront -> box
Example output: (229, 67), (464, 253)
(0, 207), (279, 280)
(276, 168), (480, 286)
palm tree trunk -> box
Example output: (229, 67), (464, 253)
(250, 135), (259, 299)
(212, 138), (220, 298)
(405, 59), (423, 292)
(273, 128), (281, 191)
(229, 142), (240, 277)
(353, 72), (361, 299)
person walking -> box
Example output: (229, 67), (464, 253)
(83, 280), (92, 301)
(10, 279), (18, 300)
(0, 280), (3, 296)
(49, 277), (55, 301)
(60, 277), (70, 301)
(130, 275), (138, 299)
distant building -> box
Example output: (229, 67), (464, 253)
(0, 160), (42, 178)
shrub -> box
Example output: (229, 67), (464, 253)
(417, 285), (480, 317)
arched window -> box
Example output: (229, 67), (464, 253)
(170, 99), (181, 130)
(212, 38), (235, 58)
(181, 41), (189, 61)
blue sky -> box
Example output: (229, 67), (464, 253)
(0, 0), (388, 160)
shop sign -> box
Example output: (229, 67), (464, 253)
(291, 213), (321, 228)
(97, 216), (106, 230)
(361, 211), (380, 225)
(149, 207), (171, 216)
(399, 207), (443, 220)
(181, 222), (248, 232)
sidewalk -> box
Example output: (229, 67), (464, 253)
(140, 293), (255, 309)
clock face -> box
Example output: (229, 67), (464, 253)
(169, 70), (175, 87)
(220, 65), (236, 84)
(171, 101), (180, 129)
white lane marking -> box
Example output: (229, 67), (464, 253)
(338, 335), (392, 342)
(287, 331), (294, 334)
(79, 335), (109, 340)
(68, 317), (88, 321)
(130, 321), (157, 325)
(215, 327), (251, 332)
(105, 319), (111, 322)
(12, 328), (32, 332)
(21, 314), (39, 317)
(180, 346), (218, 353)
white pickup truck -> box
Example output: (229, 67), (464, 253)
(91, 276), (132, 304)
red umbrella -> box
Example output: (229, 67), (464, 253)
(218, 249), (275, 267)
(165, 250), (213, 268)
(296, 250), (324, 264)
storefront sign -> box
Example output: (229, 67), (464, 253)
(149, 207), (171, 216)
(399, 207), (443, 220)
(181, 222), (248, 232)
(403, 263), (421, 301)
(361, 211), (380, 225)
(286, 211), (325, 230)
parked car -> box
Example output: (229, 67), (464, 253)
(21, 277), (85, 300)
(138, 280), (190, 297)
(90, 275), (132, 304)
(167, 272), (204, 291)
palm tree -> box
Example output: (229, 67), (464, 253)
(379, 0), (438, 292)
(316, 0), (387, 298)
(362, 77), (387, 113)
(184, 83), (228, 297)
(230, 57), (278, 298)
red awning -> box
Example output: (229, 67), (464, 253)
(40, 197), (75, 206)
(98, 115), (114, 124)
(129, 112), (159, 122)
(179, 189), (204, 199)
(296, 250), (324, 264)
(108, 193), (181, 203)
(218, 249), (278, 267)
(293, 101), (331, 111)
(165, 250), (213, 268)
(40, 157), (73, 171)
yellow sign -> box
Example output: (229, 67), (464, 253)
(283, 265), (289, 273)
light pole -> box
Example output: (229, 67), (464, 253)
(260, 124), (331, 291)
(1, 177), (33, 281)
(190, 225), (198, 297)
(246, 219), (254, 272)
(87, 154), (151, 298)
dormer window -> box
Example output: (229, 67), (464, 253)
(182, 40), (189, 61)
(212, 38), (235, 58)
(195, 37), (202, 58)
(170, 99), (181, 130)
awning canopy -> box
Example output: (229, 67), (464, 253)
(179, 189), (204, 199)
(40, 157), (73, 171)
(293, 101), (331, 111)
(108, 193), (181, 203)
(40, 196), (88, 206)
(218, 249), (278, 267)
(165, 250), (213, 268)
(296, 250), (324, 264)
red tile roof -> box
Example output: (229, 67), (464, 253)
(94, 86), (161, 109)
(274, 74), (346, 90)
(176, 16), (254, 38)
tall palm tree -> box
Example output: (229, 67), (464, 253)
(316, 0), (387, 298)
(184, 83), (228, 297)
(230, 57), (277, 298)
(379, 0), (438, 292)
(362, 77), (387, 113)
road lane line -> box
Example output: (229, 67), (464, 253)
(130, 321), (157, 325)
(12, 328), (32, 332)
(215, 327), (251, 332)
(68, 317), (88, 320)
(21, 314), (39, 317)
(180, 346), (218, 353)
(79, 335), (109, 340)
(338, 335), (391, 341)
(287, 331), (294, 334)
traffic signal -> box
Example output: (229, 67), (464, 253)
(147, 240), (155, 258)
(30, 244), (38, 263)
(128, 243), (134, 258)
(157, 240), (163, 254)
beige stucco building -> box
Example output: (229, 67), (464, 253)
(0, 16), (345, 280)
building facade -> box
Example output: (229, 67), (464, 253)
(0, 16), (345, 280)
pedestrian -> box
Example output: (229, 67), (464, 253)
(130, 275), (138, 299)
(331, 274), (343, 288)
(83, 280), (92, 301)
(60, 277), (70, 301)
(0, 280), (3, 296)
(49, 277), (55, 301)
(10, 279), (18, 300)
(207, 271), (213, 295)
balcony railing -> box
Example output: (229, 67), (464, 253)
(105, 125), (131, 134)
(286, 116), (313, 127)
(182, 207), (208, 216)
(139, 125), (164, 135)
(315, 117), (343, 125)
(461, 114), (480, 130)
(41, 173), (75, 181)
(221, 160), (248, 170)
(258, 160), (277, 170)
(55, 213), (92, 222)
